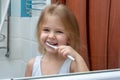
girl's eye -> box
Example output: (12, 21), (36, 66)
(56, 31), (63, 34)
(43, 29), (49, 32)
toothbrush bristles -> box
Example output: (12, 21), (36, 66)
(46, 42), (75, 61)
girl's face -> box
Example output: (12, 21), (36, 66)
(40, 15), (68, 53)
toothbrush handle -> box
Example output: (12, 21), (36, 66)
(67, 55), (75, 61)
(46, 42), (75, 61)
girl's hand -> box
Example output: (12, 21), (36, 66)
(56, 45), (89, 72)
(57, 45), (78, 59)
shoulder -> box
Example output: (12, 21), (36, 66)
(25, 58), (35, 77)
(27, 56), (42, 65)
(27, 58), (35, 67)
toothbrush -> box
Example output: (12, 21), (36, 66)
(46, 42), (75, 61)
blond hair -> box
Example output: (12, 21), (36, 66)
(36, 4), (80, 54)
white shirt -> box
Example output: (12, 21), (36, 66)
(32, 56), (72, 76)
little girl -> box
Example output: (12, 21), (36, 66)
(25, 3), (89, 77)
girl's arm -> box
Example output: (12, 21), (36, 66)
(57, 45), (89, 72)
(25, 58), (35, 77)
(70, 53), (89, 72)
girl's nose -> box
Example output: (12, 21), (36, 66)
(48, 32), (55, 39)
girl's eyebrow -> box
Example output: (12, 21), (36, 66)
(56, 27), (65, 31)
(42, 26), (50, 29)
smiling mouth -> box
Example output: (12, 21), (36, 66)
(46, 42), (58, 49)
(47, 42), (58, 46)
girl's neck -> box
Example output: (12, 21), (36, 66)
(43, 52), (65, 62)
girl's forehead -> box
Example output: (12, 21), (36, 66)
(44, 15), (62, 23)
(43, 15), (65, 29)
(42, 23), (65, 31)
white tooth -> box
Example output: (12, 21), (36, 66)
(46, 42), (57, 49)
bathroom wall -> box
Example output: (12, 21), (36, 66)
(0, 0), (51, 79)
(0, 0), (10, 79)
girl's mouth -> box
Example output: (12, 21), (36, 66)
(46, 42), (58, 49)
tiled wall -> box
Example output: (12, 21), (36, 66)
(0, 0), (51, 79)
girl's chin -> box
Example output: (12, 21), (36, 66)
(46, 48), (57, 53)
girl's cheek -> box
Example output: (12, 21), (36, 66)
(58, 36), (68, 45)
(41, 33), (48, 39)
(40, 34), (46, 44)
